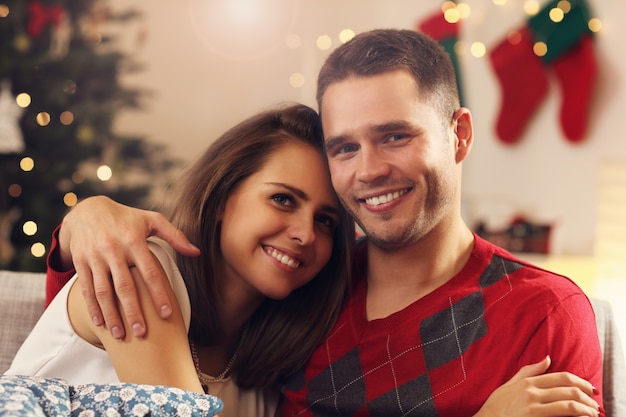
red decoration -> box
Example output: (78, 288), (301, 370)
(552, 34), (597, 142)
(27, 1), (65, 39)
(488, 0), (597, 145)
(418, 9), (459, 40)
(489, 28), (550, 145)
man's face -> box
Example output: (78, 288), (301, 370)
(321, 70), (461, 249)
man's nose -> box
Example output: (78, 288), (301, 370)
(355, 147), (390, 183)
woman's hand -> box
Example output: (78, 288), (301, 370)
(475, 356), (601, 417)
(58, 196), (200, 339)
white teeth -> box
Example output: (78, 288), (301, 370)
(267, 247), (300, 268)
(365, 189), (407, 206)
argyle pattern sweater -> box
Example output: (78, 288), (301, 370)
(280, 236), (604, 416)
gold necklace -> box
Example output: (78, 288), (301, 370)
(189, 324), (248, 386)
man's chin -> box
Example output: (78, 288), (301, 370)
(359, 226), (416, 250)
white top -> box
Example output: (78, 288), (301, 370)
(6, 238), (278, 417)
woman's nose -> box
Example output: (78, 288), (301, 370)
(287, 217), (316, 246)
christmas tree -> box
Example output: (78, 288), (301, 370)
(0, 1), (179, 271)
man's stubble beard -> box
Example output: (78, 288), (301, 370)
(340, 176), (455, 251)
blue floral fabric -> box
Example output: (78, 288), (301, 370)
(0, 375), (223, 416)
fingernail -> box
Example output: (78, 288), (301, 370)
(160, 304), (172, 318)
(111, 326), (124, 339)
(132, 322), (145, 337)
(92, 316), (103, 326)
(592, 385), (599, 395)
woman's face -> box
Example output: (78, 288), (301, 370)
(218, 140), (340, 302)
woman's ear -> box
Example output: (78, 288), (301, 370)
(453, 108), (473, 163)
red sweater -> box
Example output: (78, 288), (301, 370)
(45, 231), (604, 416)
(45, 225), (73, 306)
(279, 236), (604, 416)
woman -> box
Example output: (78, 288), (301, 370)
(6, 103), (355, 417)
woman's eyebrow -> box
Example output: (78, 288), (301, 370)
(266, 182), (339, 214)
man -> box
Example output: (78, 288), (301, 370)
(46, 29), (603, 416)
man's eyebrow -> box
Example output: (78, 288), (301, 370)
(324, 135), (346, 151)
(266, 182), (339, 214)
(324, 121), (415, 151)
(374, 121), (413, 132)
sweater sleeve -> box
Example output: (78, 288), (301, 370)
(45, 224), (76, 306)
(519, 292), (605, 416)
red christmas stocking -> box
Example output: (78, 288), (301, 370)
(528, 0), (597, 143)
(489, 27), (549, 144)
(551, 34), (597, 143)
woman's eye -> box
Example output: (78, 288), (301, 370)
(272, 194), (294, 207)
(316, 215), (337, 230)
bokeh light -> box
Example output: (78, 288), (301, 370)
(316, 35), (332, 50)
(549, 7), (564, 22)
(523, 0), (541, 15)
(289, 72), (305, 88)
(20, 157), (34, 172)
(97, 165), (112, 181)
(23, 221), (37, 236)
(533, 41), (548, 57)
(31, 242), (46, 258)
(339, 29), (355, 44)
(16, 93), (31, 108)
(64, 192), (78, 207)
(8, 184), (22, 197)
(36, 112), (51, 126)
(60, 111), (74, 125)
(470, 42), (486, 58)
(588, 18), (602, 33)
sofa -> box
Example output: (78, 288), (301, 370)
(1, 269), (625, 416)
(0, 269), (225, 416)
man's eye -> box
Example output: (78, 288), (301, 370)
(336, 144), (358, 155)
(386, 134), (407, 143)
(272, 194), (294, 206)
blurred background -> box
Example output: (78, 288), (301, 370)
(1, 0), (625, 345)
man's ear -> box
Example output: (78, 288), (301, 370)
(453, 108), (473, 163)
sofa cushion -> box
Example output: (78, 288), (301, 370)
(0, 270), (46, 373)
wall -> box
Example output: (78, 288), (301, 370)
(108, 0), (626, 345)
(109, 0), (625, 257)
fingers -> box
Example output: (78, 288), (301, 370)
(139, 211), (199, 320)
(476, 358), (601, 417)
(148, 212), (200, 257)
(57, 196), (195, 339)
(75, 261), (103, 326)
(76, 253), (131, 340)
(534, 386), (601, 416)
(128, 242), (174, 321)
(96, 235), (152, 338)
(107, 263), (143, 338)
(530, 370), (598, 398)
(506, 355), (551, 384)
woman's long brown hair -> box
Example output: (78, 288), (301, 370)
(167, 103), (354, 388)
